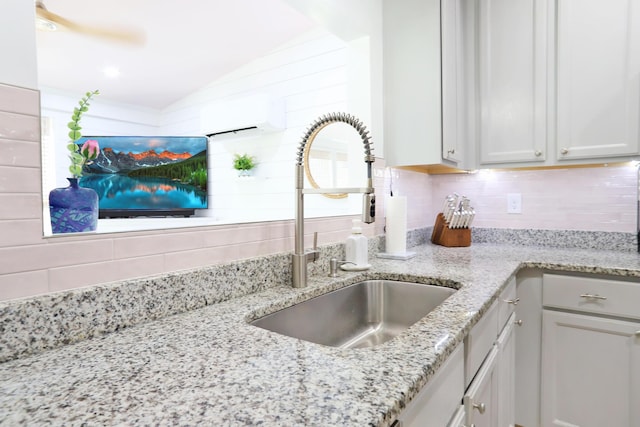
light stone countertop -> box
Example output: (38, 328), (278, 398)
(0, 242), (639, 426)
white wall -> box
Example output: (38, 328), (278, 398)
(160, 29), (374, 223)
(0, 0), (37, 89)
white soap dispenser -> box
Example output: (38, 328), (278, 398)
(344, 219), (369, 269)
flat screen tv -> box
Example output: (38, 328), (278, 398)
(77, 136), (208, 218)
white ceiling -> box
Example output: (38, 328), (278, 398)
(36, 0), (318, 110)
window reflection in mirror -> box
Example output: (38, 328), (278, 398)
(306, 122), (368, 192)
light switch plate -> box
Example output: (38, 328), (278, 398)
(507, 193), (522, 214)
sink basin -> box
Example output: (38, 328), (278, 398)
(250, 280), (455, 349)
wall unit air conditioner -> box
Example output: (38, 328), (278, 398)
(200, 94), (286, 138)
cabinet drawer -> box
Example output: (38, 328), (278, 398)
(464, 299), (498, 387)
(543, 274), (640, 320)
(497, 277), (517, 331)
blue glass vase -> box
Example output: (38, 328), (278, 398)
(49, 178), (99, 234)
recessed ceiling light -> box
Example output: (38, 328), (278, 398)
(103, 67), (121, 79)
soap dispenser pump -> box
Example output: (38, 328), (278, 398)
(345, 219), (369, 268)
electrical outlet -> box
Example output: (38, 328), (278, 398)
(507, 193), (522, 214)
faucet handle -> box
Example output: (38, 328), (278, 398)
(306, 231), (320, 263)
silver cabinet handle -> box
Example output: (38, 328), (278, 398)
(560, 148), (569, 155)
(473, 402), (486, 414)
(515, 319), (523, 326)
(635, 330), (640, 336)
(580, 293), (607, 300)
(534, 150), (542, 157)
(504, 297), (520, 305)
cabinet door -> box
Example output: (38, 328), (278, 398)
(464, 346), (498, 427)
(514, 270), (542, 427)
(541, 310), (640, 427)
(447, 406), (466, 427)
(441, 0), (465, 166)
(383, 0), (443, 167)
(477, 0), (547, 165)
(397, 345), (464, 427)
(554, 0), (640, 160)
(496, 314), (516, 427)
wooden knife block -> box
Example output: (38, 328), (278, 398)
(431, 213), (471, 247)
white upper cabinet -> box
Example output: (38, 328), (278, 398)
(441, 0), (467, 166)
(477, 0), (640, 167)
(383, 0), (467, 170)
(382, 0), (640, 170)
(554, 0), (640, 161)
(477, 0), (548, 165)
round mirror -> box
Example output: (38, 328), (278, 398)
(304, 122), (368, 199)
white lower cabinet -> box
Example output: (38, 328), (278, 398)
(463, 278), (518, 427)
(541, 273), (640, 427)
(394, 278), (516, 427)
(464, 345), (499, 427)
(514, 269), (543, 427)
(396, 272), (640, 426)
(496, 315), (516, 427)
(448, 405), (466, 427)
(394, 344), (464, 427)
(541, 310), (640, 427)
(463, 314), (517, 427)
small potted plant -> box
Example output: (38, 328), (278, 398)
(49, 90), (101, 234)
(233, 153), (257, 177)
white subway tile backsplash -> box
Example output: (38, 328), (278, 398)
(0, 219), (43, 247)
(163, 248), (222, 272)
(113, 232), (205, 259)
(429, 164), (637, 232)
(266, 221), (294, 240)
(0, 112), (39, 142)
(48, 255), (165, 293)
(0, 139), (40, 167)
(0, 166), (41, 193)
(0, 239), (113, 275)
(48, 261), (120, 293)
(0, 270), (48, 300)
(0, 194), (41, 220)
(0, 84), (39, 116)
(266, 236), (292, 254)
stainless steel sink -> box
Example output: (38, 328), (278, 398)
(250, 280), (456, 349)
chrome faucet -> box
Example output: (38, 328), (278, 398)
(292, 112), (376, 288)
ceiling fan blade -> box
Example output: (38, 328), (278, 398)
(36, 3), (145, 45)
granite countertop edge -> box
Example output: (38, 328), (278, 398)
(0, 242), (639, 426)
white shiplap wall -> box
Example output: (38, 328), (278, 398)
(161, 28), (370, 223)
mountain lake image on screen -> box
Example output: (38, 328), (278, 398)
(77, 136), (209, 218)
